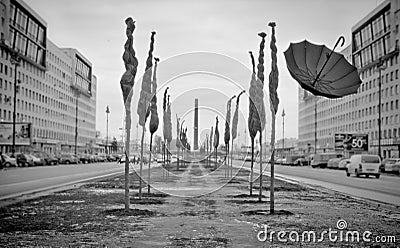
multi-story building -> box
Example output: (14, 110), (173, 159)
(298, 0), (400, 158)
(0, 0), (97, 155)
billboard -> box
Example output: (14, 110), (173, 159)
(334, 133), (368, 151)
(0, 122), (32, 145)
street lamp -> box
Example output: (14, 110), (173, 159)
(282, 108), (285, 158)
(377, 59), (386, 159)
(10, 51), (21, 156)
(314, 96), (318, 155)
(72, 88), (80, 156)
(106, 105), (110, 154)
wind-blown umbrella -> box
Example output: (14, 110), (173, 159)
(284, 36), (362, 99)
(119, 17), (138, 210)
(268, 22), (279, 212)
(137, 31), (156, 198)
(148, 57), (160, 194)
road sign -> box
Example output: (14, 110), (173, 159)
(334, 133), (368, 151)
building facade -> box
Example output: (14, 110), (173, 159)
(298, 0), (400, 158)
(0, 0), (97, 155)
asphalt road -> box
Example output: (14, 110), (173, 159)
(0, 162), (125, 200)
(1, 159), (399, 207)
(232, 159), (400, 206)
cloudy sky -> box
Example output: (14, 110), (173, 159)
(27, 0), (382, 147)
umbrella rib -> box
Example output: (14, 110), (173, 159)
(334, 69), (358, 82)
(315, 45), (325, 77)
(320, 55), (344, 79)
(289, 46), (310, 80)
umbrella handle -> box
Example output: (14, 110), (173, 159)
(312, 36), (345, 87)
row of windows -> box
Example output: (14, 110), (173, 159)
(0, 89), (95, 124)
(0, 108), (95, 140)
(75, 57), (91, 81)
(47, 50), (72, 73)
(353, 9), (390, 51)
(9, 28), (45, 66)
(10, 3), (45, 46)
(0, 49), (46, 78)
(360, 71), (399, 93)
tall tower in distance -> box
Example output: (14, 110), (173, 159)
(194, 98), (199, 150)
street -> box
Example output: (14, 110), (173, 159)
(1, 160), (399, 207)
(0, 162), (123, 201)
(232, 159), (400, 206)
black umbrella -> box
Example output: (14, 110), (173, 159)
(284, 36), (362, 99)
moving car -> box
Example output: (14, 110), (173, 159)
(381, 158), (400, 173)
(346, 154), (381, 178)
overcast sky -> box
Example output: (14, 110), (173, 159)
(27, 0), (383, 146)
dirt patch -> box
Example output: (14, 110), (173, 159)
(241, 209), (294, 216)
(130, 198), (165, 205)
(186, 198), (216, 206)
(102, 208), (155, 217)
(168, 235), (229, 247)
(226, 199), (269, 205)
(228, 193), (268, 198)
(132, 192), (169, 198)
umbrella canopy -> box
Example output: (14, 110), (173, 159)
(284, 36), (362, 99)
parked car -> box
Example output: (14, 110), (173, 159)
(96, 154), (107, 162)
(381, 158), (400, 173)
(346, 154), (380, 178)
(29, 154), (45, 166)
(118, 155), (137, 164)
(78, 153), (92, 164)
(293, 157), (308, 166)
(276, 158), (287, 165)
(59, 154), (79, 164)
(15, 153), (34, 167)
(338, 158), (351, 170)
(45, 154), (59, 165)
(311, 153), (343, 168)
(327, 157), (342, 169)
(1, 154), (17, 167)
(106, 154), (119, 162)
(32, 152), (49, 166)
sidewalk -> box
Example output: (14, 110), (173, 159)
(0, 162), (399, 247)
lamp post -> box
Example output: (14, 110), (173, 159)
(10, 51), (21, 156)
(73, 88), (80, 156)
(314, 97), (318, 155)
(282, 109), (285, 158)
(377, 59), (386, 159)
(106, 105), (110, 155)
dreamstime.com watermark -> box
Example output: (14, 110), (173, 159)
(257, 219), (397, 244)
